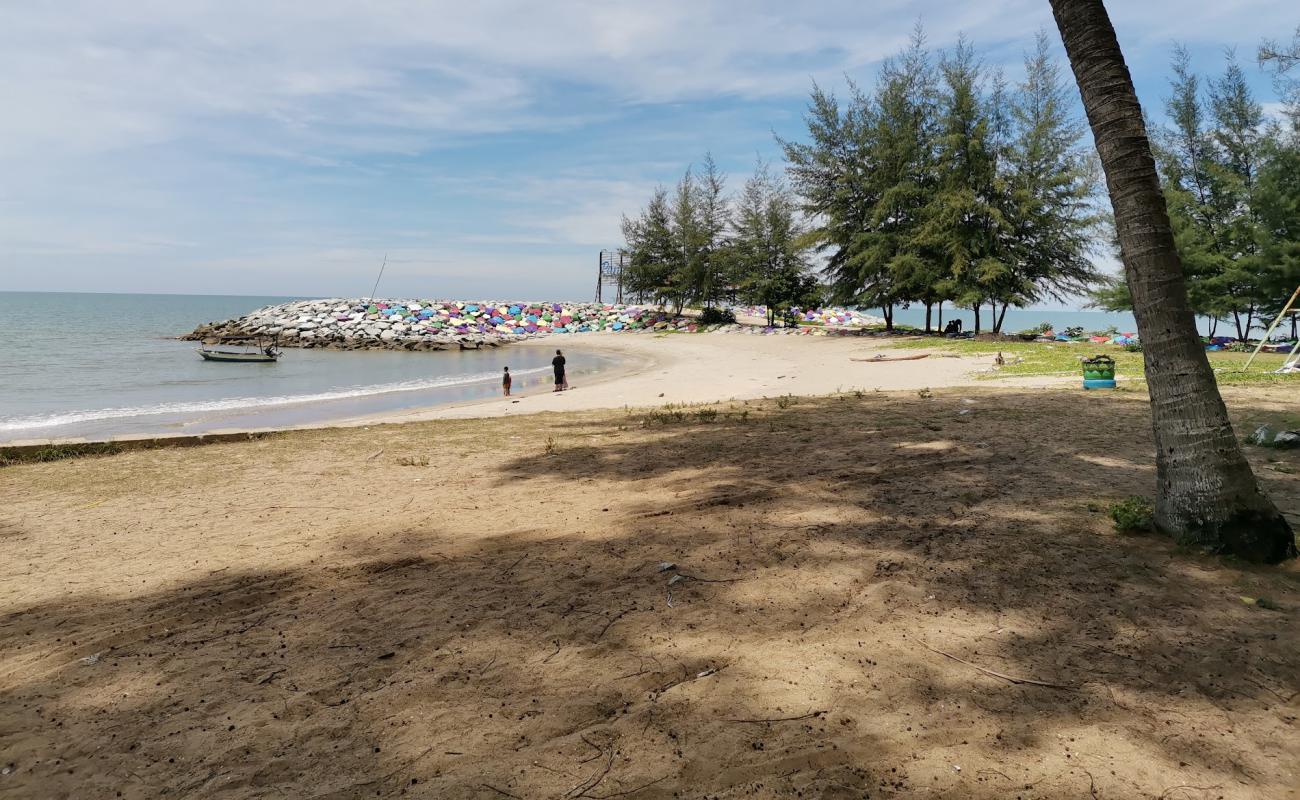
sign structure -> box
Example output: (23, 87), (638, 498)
(595, 249), (629, 303)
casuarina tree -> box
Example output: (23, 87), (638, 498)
(1049, 0), (1296, 562)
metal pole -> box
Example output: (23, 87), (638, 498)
(1243, 285), (1300, 371)
(367, 253), (387, 304)
(1285, 338), (1300, 372)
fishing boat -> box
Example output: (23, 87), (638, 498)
(198, 334), (281, 363)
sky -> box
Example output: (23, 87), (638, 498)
(0, 1), (1295, 302)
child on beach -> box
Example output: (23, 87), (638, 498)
(502, 366), (512, 396)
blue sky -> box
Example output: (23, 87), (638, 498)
(0, 1), (1294, 301)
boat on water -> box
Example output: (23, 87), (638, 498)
(198, 334), (281, 363)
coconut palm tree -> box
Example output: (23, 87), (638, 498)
(1049, 0), (1295, 562)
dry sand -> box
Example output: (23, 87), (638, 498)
(374, 332), (999, 424)
(1, 383), (1297, 799)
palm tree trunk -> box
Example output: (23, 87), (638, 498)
(1050, 0), (1294, 562)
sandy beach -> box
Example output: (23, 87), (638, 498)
(2, 370), (1297, 798)
(326, 332), (1003, 427)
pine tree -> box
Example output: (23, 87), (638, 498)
(731, 161), (818, 326)
(1206, 54), (1268, 338)
(999, 30), (1104, 332)
(620, 187), (678, 306)
(1255, 138), (1300, 340)
(779, 83), (888, 320)
(919, 38), (1008, 333)
(690, 153), (733, 309)
(668, 168), (704, 315)
(871, 27), (946, 331)
(1157, 47), (1258, 338)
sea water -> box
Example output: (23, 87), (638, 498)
(888, 305), (1143, 334)
(0, 292), (620, 443)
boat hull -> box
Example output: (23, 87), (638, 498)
(198, 349), (279, 363)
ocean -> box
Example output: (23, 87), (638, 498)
(888, 304), (1143, 334)
(0, 292), (620, 443)
(0, 292), (1166, 444)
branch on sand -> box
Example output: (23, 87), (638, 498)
(922, 642), (1075, 690)
(721, 710), (825, 724)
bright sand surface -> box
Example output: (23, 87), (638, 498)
(372, 332), (1001, 424)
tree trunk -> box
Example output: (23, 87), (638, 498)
(995, 302), (1010, 334)
(937, 303), (944, 333)
(1050, 0), (1294, 562)
(1208, 317), (1218, 339)
(925, 301), (933, 334)
(1245, 308), (1255, 343)
(972, 303), (982, 334)
(1232, 310), (1246, 342)
(882, 305), (893, 331)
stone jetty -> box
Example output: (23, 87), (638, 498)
(184, 298), (890, 352)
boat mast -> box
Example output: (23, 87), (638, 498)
(367, 253), (388, 303)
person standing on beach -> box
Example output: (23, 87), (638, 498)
(502, 366), (512, 396)
(552, 349), (566, 392)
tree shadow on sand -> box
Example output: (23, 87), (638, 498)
(1, 391), (1298, 799)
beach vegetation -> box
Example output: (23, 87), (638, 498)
(622, 157), (818, 323)
(1090, 43), (1300, 344)
(697, 307), (736, 326)
(780, 27), (1103, 334)
(1109, 496), (1155, 533)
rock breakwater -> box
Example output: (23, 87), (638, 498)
(186, 299), (707, 351)
(185, 298), (893, 351)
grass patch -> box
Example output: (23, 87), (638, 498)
(888, 338), (1295, 385)
(639, 404), (749, 427)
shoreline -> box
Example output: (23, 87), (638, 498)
(0, 338), (640, 449)
(1, 333), (1000, 449)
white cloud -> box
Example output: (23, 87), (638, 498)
(1, 1), (1295, 297)
(4, 0), (1288, 161)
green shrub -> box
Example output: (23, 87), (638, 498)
(699, 307), (736, 325)
(1109, 496), (1154, 533)
(1124, 342), (1143, 352)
